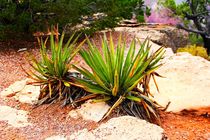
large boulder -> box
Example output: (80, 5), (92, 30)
(69, 116), (164, 140)
(114, 25), (189, 52)
(158, 27), (189, 52)
(150, 52), (210, 112)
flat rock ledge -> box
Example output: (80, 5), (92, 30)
(150, 52), (210, 112)
(46, 116), (164, 140)
(0, 78), (40, 104)
(0, 105), (31, 127)
(69, 100), (110, 122)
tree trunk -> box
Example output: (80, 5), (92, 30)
(203, 37), (210, 54)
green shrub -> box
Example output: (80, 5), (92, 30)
(73, 34), (165, 122)
(0, 0), (87, 38)
(25, 27), (87, 107)
(0, 0), (148, 40)
(158, 0), (177, 12)
(177, 45), (209, 59)
(189, 33), (203, 45)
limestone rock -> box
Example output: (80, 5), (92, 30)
(147, 41), (174, 58)
(150, 52), (210, 112)
(114, 25), (188, 52)
(69, 100), (110, 122)
(0, 78), (40, 104)
(45, 135), (67, 140)
(69, 129), (95, 140)
(69, 116), (164, 140)
(0, 105), (31, 127)
(114, 26), (164, 43)
(158, 28), (189, 52)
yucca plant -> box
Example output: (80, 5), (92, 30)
(73, 34), (165, 122)
(26, 26), (87, 107)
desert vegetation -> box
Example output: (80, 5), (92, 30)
(27, 25), (165, 122)
(0, 0), (149, 40)
(177, 44), (209, 59)
(25, 26), (88, 107)
(0, 0), (210, 139)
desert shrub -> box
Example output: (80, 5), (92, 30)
(188, 33), (203, 46)
(25, 26), (87, 107)
(0, 0), (148, 40)
(0, 0), (87, 40)
(73, 34), (165, 122)
(177, 45), (209, 59)
(77, 0), (149, 34)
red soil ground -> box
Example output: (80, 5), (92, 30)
(0, 36), (209, 140)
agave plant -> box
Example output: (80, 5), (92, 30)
(26, 27), (87, 107)
(73, 34), (165, 122)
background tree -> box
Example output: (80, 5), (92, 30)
(176, 0), (210, 54)
(159, 0), (210, 53)
(158, 0), (177, 12)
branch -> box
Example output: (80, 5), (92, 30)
(189, 0), (195, 15)
(176, 23), (206, 35)
(184, 11), (208, 20)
